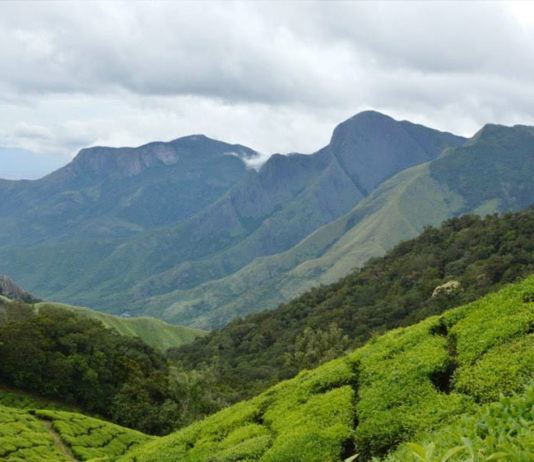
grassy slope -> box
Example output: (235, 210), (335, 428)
(157, 123), (534, 329)
(146, 162), (466, 328)
(34, 302), (206, 351)
(117, 274), (534, 462)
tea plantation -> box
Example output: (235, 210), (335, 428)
(118, 274), (534, 461)
(2, 274), (534, 461)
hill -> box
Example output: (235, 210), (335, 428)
(0, 135), (257, 305)
(172, 207), (534, 402)
(159, 122), (534, 328)
(0, 302), (218, 435)
(116, 273), (534, 461)
(0, 112), (465, 323)
(1, 270), (533, 460)
(35, 301), (206, 351)
(0, 282), (205, 351)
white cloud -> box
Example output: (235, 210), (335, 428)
(0, 0), (533, 170)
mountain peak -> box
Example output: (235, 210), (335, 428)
(466, 122), (534, 147)
(328, 110), (465, 193)
(59, 135), (258, 181)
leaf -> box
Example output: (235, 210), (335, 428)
(485, 452), (510, 460)
(344, 455), (359, 462)
(441, 445), (465, 462)
(461, 437), (475, 458)
(406, 443), (429, 461)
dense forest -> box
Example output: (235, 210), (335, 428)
(172, 207), (534, 402)
(0, 302), (222, 435)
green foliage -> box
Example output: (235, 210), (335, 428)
(0, 305), (219, 435)
(35, 302), (206, 352)
(120, 356), (357, 462)
(385, 386), (534, 461)
(0, 405), (69, 461)
(118, 274), (534, 461)
(284, 323), (350, 370)
(173, 209), (534, 408)
(2, 272), (534, 461)
(35, 409), (153, 460)
(0, 387), (76, 412)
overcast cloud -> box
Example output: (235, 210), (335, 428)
(1, 1), (534, 173)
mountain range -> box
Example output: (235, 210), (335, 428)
(2, 111), (534, 329)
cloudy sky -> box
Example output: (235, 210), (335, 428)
(1, 1), (534, 177)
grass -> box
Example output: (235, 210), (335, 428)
(34, 302), (206, 351)
(0, 405), (69, 461)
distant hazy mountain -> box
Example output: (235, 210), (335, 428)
(0, 111), (467, 324)
(0, 147), (65, 180)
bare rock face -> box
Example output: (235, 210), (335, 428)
(0, 275), (40, 303)
(432, 280), (461, 297)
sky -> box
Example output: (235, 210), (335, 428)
(1, 1), (534, 178)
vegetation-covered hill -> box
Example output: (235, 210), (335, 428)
(0, 135), (257, 307)
(0, 284), (205, 351)
(160, 122), (534, 329)
(116, 274), (534, 461)
(172, 208), (534, 401)
(0, 112), (465, 324)
(1, 267), (533, 461)
(35, 301), (205, 351)
(0, 301), (220, 435)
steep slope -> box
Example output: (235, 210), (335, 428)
(0, 135), (256, 294)
(173, 208), (534, 401)
(7, 111), (463, 319)
(0, 274), (39, 303)
(1, 272), (533, 461)
(162, 122), (534, 328)
(117, 274), (534, 461)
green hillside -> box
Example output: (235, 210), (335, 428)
(34, 301), (205, 351)
(0, 302), (218, 435)
(0, 135), (256, 305)
(173, 207), (534, 407)
(116, 274), (534, 461)
(159, 122), (534, 329)
(1, 273), (533, 461)
(0, 404), (153, 461)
